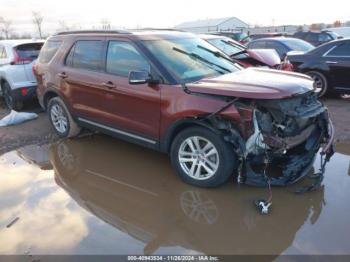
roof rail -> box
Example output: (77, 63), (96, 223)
(54, 30), (131, 36)
(131, 28), (184, 32)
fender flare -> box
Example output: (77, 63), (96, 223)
(0, 77), (9, 90)
(160, 117), (228, 153)
(42, 87), (71, 111)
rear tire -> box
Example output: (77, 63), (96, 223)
(2, 82), (23, 111)
(170, 126), (237, 188)
(305, 71), (328, 97)
(48, 97), (81, 138)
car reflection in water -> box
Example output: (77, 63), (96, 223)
(50, 135), (324, 255)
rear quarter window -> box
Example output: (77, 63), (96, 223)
(38, 40), (62, 63)
(327, 42), (350, 56)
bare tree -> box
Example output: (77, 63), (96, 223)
(333, 20), (342, 28)
(32, 11), (44, 38)
(310, 23), (323, 31)
(0, 17), (12, 39)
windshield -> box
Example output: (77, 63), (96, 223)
(233, 32), (249, 41)
(142, 37), (241, 82)
(327, 31), (340, 39)
(283, 39), (314, 52)
(206, 38), (247, 58)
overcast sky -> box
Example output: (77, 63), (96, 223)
(1, 0), (349, 36)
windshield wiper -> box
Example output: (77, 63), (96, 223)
(219, 40), (247, 57)
(196, 45), (238, 64)
(172, 47), (231, 74)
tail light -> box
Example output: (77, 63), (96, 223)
(281, 62), (294, 72)
(32, 62), (38, 75)
(281, 57), (294, 71)
(10, 48), (33, 65)
(21, 88), (28, 96)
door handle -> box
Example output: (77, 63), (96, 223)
(326, 61), (338, 64)
(58, 72), (68, 78)
(102, 81), (116, 89)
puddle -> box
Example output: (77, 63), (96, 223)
(0, 135), (350, 255)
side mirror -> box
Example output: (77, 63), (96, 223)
(129, 71), (150, 85)
(129, 71), (160, 85)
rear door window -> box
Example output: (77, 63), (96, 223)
(39, 40), (62, 63)
(66, 40), (104, 71)
(106, 41), (150, 77)
(305, 33), (317, 43)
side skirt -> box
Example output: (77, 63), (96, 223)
(76, 117), (160, 151)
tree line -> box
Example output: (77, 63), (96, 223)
(0, 11), (44, 39)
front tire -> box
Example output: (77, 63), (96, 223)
(48, 97), (81, 138)
(170, 126), (237, 188)
(305, 71), (328, 97)
(2, 82), (23, 111)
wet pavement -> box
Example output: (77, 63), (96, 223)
(0, 135), (350, 256)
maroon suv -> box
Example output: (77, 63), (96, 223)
(34, 30), (334, 188)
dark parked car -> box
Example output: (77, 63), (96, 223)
(201, 34), (293, 71)
(248, 32), (291, 42)
(288, 38), (350, 97)
(247, 37), (315, 60)
(293, 31), (342, 46)
(34, 30), (333, 188)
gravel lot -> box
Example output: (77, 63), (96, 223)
(0, 99), (58, 155)
(0, 96), (349, 155)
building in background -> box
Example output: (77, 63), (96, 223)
(174, 17), (249, 33)
(247, 25), (309, 35)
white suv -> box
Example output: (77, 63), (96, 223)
(0, 39), (44, 110)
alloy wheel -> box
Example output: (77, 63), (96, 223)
(180, 190), (218, 224)
(307, 71), (327, 97)
(178, 136), (219, 180)
(50, 103), (68, 134)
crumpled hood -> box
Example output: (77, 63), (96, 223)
(246, 49), (281, 67)
(186, 68), (314, 99)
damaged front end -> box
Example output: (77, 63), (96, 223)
(208, 91), (334, 188)
(242, 92), (334, 187)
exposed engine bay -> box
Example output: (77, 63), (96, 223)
(183, 83), (334, 213)
(184, 82), (334, 188)
(241, 92), (334, 187)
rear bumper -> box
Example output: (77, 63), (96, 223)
(11, 86), (37, 101)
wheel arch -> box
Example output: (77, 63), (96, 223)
(42, 88), (69, 111)
(299, 64), (331, 83)
(0, 77), (9, 91)
(160, 118), (227, 153)
(303, 69), (333, 94)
